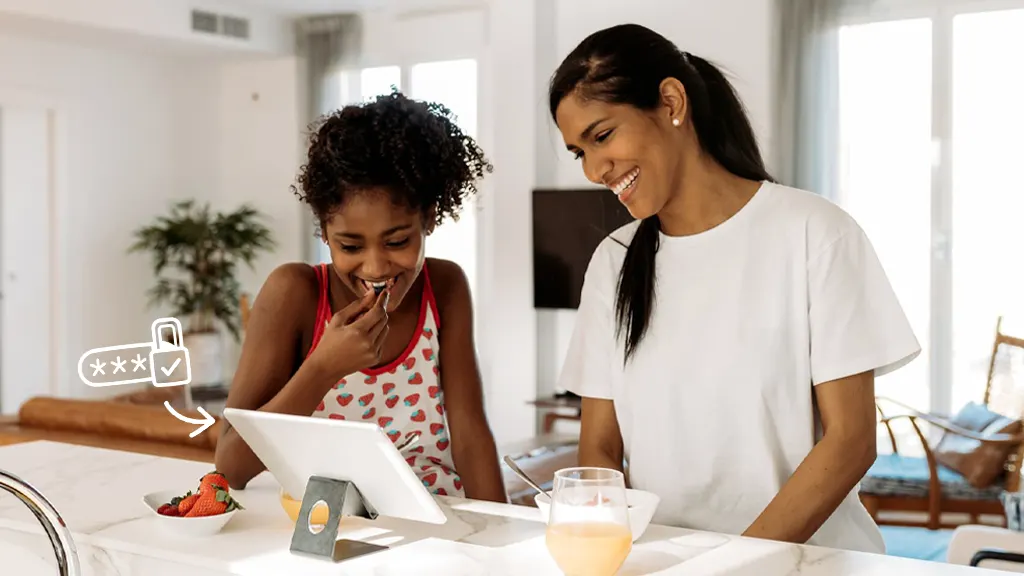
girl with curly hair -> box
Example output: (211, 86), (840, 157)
(215, 91), (508, 503)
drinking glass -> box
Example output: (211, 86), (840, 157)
(544, 467), (632, 576)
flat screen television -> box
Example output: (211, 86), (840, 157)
(532, 188), (636, 309)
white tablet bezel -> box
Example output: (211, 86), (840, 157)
(222, 408), (448, 525)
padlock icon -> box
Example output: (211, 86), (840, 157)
(149, 317), (192, 387)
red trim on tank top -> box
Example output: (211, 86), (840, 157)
(305, 263), (435, 376)
(422, 262), (441, 331)
(307, 263), (330, 357)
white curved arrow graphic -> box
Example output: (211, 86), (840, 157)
(164, 401), (216, 438)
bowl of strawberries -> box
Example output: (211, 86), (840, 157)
(142, 471), (243, 537)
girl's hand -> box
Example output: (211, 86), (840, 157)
(309, 289), (390, 380)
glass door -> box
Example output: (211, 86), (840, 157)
(950, 7), (1024, 409)
(836, 1), (1024, 426)
(837, 18), (934, 411)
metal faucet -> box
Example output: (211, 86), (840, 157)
(0, 469), (81, 575)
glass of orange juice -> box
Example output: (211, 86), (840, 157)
(544, 467), (632, 576)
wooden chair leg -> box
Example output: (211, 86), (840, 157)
(861, 494), (880, 521)
(543, 412), (558, 434)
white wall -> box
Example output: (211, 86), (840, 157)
(479, 0), (542, 445)
(216, 57), (306, 297)
(0, 0), (294, 56)
(215, 56), (306, 382)
(0, 18), (304, 402)
(0, 29), (222, 401)
(359, 6), (486, 67)
(480, 0), (778, 442)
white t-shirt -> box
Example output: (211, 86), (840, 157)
(558, 181), (920, 554)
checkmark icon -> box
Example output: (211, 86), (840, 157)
(161, 358), (182, 376)
(149, 344), (190, 387)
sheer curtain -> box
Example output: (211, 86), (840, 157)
(772, 0), (848, 199)
(295, 14), (362, 262)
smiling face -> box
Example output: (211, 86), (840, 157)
(555, 87), (687, 220)
(321, 188), (427, 311)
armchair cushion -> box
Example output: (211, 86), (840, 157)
(934, 402), (1021, 488)
(862, 454), (1005, 500)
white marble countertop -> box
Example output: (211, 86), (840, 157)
(0, 441), (1005, 575)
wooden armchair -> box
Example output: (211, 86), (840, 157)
(860, 317), (1024, 530)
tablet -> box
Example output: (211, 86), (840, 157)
(222, 408), (448, 525)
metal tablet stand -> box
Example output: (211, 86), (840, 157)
(289, 476), (389, 562)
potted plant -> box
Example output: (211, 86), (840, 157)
(129, 200), (275, 388)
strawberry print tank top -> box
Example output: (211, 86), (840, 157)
(305, 263), (463, 497)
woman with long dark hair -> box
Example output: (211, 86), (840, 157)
(551, 23), (919, 554)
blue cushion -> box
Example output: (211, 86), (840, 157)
(860, 454), (1005, 500)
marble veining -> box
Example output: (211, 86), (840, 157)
(0, 441), (1007, 575)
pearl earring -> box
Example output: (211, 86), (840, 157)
(672, 118), (681, 126)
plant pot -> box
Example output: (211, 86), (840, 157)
(184, 331), (223, 388)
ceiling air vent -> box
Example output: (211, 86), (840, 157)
(221, 16), (250, 40)
(190, 8), (250, 41)
(191, 10), (218, 34)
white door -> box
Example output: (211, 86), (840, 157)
(0, 105), (54, 414)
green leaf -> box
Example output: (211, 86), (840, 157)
(130, 199), (275, 337)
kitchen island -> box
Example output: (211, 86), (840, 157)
(0, 441), (1004, 575)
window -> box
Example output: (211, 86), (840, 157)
(316, 60), (481, 306)
(950, 8), (1024, 410)
(359, 66), (401, 101)
(410, 59), (479, 302)
(314, 66), (405, 264)
(836, 3), (1024, 417)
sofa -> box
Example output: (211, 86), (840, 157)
(0, 395), (220, 462)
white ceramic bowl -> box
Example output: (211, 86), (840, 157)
(142, 489), (239, 537)
(534, 488), (660, 542)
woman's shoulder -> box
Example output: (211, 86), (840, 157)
(422, 257), (471, 316)
(423, 257), (467, 290)
(573, 220), (642, 299)
(255, 262), (322, 319)
(262, 262), (321, 295)
(758, 182), (870, 256)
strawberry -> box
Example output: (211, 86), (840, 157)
(157, 503), (180, 516)
(178, 493), (200, 515)
(185, 486), (243, 517)
(199, 471), (229, 493)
